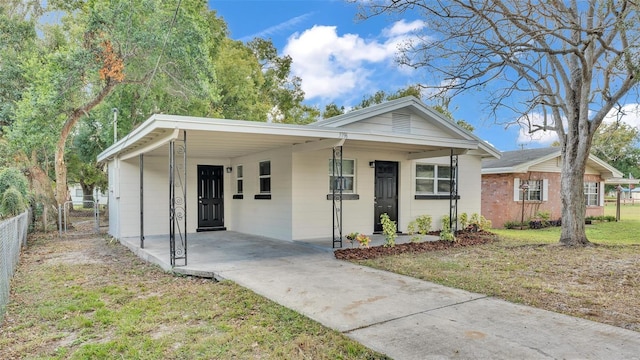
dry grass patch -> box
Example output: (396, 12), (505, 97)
(357, 239), (640, 332)
(1, 230), (388, 359)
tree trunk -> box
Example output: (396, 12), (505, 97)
(80, 182), (95, 208)
(559, 136), (591, 246)
(54, 81), (116, 206)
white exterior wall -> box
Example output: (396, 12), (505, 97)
(108, 154), (234, 239)
(290, 150), (484, 240)
(408, 155), (482, 229)
(229, 146), (293, 240)
(338, 112), (451, 138)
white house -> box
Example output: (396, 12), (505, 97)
(97, 96), (500, 264)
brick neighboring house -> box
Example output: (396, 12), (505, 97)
(481, 148), (622, 228)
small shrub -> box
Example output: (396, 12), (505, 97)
(503, 220), (523, 229)
(380, 213), (397, 247)
(346, 232), (359, 247)
(0, 167), (29, 199)
(1, 187), (26, 217)
(468, 213), (492, 231)
(535, 211), (551, 227)
(529, 220), (543, 229)
(459, 212), (469, 229)
(407, 215), (432, 242)
(440, 215), (455, 241)
(355, 233), (371, 248)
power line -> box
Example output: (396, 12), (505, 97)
(138, 0), (183, 120)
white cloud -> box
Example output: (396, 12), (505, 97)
(603, 103), (640, 129)
(382, 19), (426, 37)
(240, 13), (314, 42)
(283, 20), (426, 101)
(516, 112), (559, 146)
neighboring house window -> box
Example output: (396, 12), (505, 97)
(514, 178), (548, 201)
(259, 161), (271, 194)
(415, 164), (453, 194)
(236, 165), (243, 194)
(329, 159), (355, 193)
(584, 181), (598, 206)
(75, 188), (83, 197)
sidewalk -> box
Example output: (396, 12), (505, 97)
(121, 232), (640, 359)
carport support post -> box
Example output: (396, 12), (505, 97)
(140, 154), (144, 248)
(332, 146), (343, 248)
(169, 131), (188, 267)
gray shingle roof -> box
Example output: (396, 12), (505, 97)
(482, 147), (559, 169)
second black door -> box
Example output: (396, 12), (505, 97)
(374, 161), (398, 232)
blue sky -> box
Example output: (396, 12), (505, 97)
(208, 0), (640, 151)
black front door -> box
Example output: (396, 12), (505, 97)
(197, 165), (225, 230)
(374, 161), (398, 232)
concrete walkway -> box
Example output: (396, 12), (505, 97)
(121, 232), (640, 359)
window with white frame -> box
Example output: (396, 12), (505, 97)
(328, 159), (355, 193)
(236, 165), (243, 194)
(415, 164), (453, 194)
(584, 181), (598, 206)
(259, 161), (270, 193)
(514, 178), (548, 201)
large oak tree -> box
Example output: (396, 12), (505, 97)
(355, 0), (640, 246)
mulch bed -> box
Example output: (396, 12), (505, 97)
(334, 230), (498, 260)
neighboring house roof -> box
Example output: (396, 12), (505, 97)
(98, 97), (500, 163)
(481, 148), (623, 179)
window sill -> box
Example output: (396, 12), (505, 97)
(326, 194), (360, 200)
(415, 194), (460, 200)
(254, 194), (271, 200)
(233, 194), (243, 200)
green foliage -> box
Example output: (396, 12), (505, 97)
(1, 187), (26, 217)
(503, 220), (525, 230)
(355, 233), (371, 248)
(322, 103), (345, 119)
(439, 215), (455, 241)
(591, 122), (640, 181)
(407, 215), (432, 242)
(469, 213), (492, 231)
(0, 167), (29, 200)
(380, 213), (397, 247)
(459, 212), (469, 229)
(346, 232), (359, 247)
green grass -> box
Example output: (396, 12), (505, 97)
(0, 233), (389, 359)
(492, 203), (640, 244)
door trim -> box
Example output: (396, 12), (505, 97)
(197, 165), (226, 231)
(374, 161), (399, 233)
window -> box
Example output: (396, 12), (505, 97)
(584, 182), (599, 206)
(259, 161), (271, 194)
(514, 178), (548, 201)
(329, 159), (355, 193)
(415, 164), (453, 194)
(75, 188), (83, 197)
(236, 165), (243, 194)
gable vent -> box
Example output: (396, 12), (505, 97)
(392, 113), (411, 134)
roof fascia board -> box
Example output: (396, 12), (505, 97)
(587, 154), (623, 178)
(407, 148), (468, 160)
(119, 128), (180, 161)
(292, 138), (346, 153)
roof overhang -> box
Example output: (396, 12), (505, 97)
(97, 114), (494, 163)
(482, 151), (623, 179)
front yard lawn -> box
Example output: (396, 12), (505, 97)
(353, 204), (640, 332)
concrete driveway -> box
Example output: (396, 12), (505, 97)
(120, 232), (640, 359)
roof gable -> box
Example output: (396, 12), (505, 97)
(312, 96), (500, 159)
(482, 147), (622, 178)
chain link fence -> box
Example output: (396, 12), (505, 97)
(0, 210), (29, 324)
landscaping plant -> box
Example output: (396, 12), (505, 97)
(380, 213), (397, 247)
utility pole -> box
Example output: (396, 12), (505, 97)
(112, 108), (118, 143)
